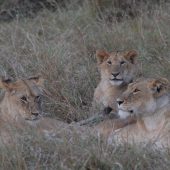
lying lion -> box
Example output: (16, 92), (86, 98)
(0, 76), (46, 122)
(0, 76), (91, 144)
(99, 78), (170, 148)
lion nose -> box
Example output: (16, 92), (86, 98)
(32, 112), (39, 116)
(117, 99), (124, 105)
(112, 72), (119, 77)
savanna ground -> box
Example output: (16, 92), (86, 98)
(0, 0), (170, 169)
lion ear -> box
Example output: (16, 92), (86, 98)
(0, 77), (14, 91)
(28, 75), (51, 96)
(148, 78), (169, 97)
(124, 50), (138, 64)
(96, 50), (110, 64)
(28, 75), (44, 87)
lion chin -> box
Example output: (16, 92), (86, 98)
(110, 79), (123, 86)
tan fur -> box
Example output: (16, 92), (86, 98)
(94, 50), (138, 112)
(104, 78), (170, 148)
(0, 76), (45, 122)
(95, 115), (136, 138)
(0, 76), (51, 144)
(0, 77), (91, 144)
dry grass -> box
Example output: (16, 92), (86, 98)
(0, 1), (170, 169)
(1, 127), (170, 170)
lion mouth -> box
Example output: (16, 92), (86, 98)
(110, 78), (123, 81)
(119, 109), (134, 115)
(25, 115), (41, 121)
(118, 109), (135, 119)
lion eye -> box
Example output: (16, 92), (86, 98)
(133, 89), (140, 93)
(107, 60), (112, 65)
(21, 96), (27, 102)
(120, 61), (125, 65)
(35, 95), (41, 102)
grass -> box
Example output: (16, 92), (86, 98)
(0, 0), (170, 169)
(1, 127), (170, 170)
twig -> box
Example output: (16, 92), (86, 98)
(78, 113), (104, 126)
(78, 111), (118, 126)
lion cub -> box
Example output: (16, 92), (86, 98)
(94, 49), (138, 114)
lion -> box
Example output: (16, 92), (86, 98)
(0, 76), (91, 144)
(93, 49), (138, 113)
(0, 76), (47, 144)
(0, 76), (46, 122)
(103, 78), (170, 148)
(92, 50), (138, 131)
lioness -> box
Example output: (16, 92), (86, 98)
(94, 49), (138, 113)
(107, 78), (170, 148)
(0, 76), (47, 144)
(0, 76), (45, 122)
(0, 76), (91, 144)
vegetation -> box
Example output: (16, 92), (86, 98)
(0, 0), (170, 169)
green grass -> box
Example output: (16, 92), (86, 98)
(0, 1), (170, 169)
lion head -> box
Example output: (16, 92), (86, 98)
(117, 78), (170, 119)
(0, 76), (46, 121)
(96, 50), (138, 86)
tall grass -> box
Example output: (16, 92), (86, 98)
(1, 124), (170, 170)
(0, 1), (170, 169)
